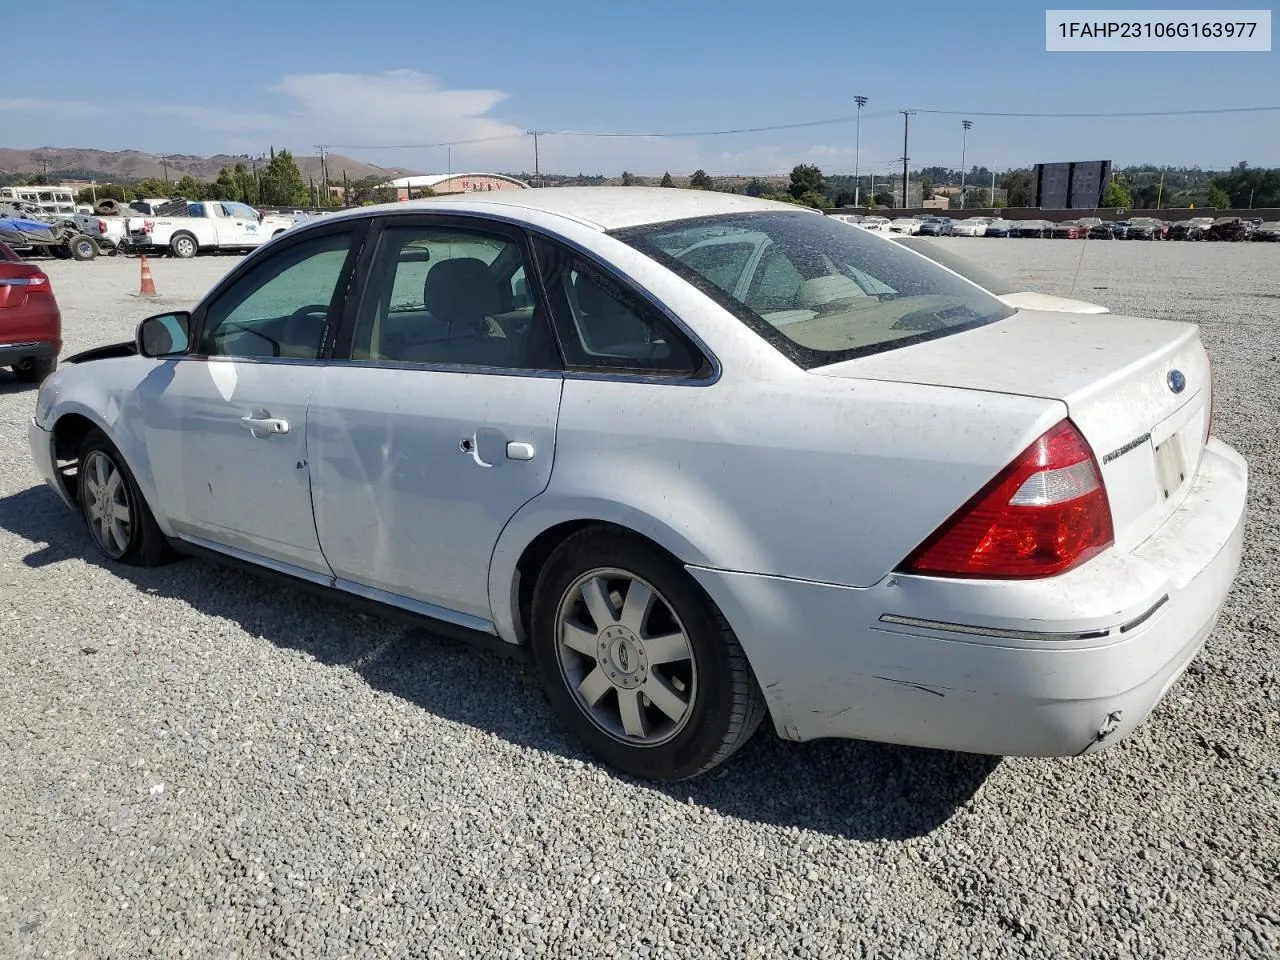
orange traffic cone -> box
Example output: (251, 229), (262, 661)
(138, 255), (157, 297)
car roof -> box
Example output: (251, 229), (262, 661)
(339, 186), (816, 232)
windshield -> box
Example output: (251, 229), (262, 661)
(613, 211), (1014, 368)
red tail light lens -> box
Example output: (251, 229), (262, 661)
(97, 219), (108, 234)
(902, 420), (1114, 579)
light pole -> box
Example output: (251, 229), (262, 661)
(960, 120), (972, 210)
(853, 95), (868, 207)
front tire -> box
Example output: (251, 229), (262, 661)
(76, 429), (177, 566)
(531, 526), (767, 781)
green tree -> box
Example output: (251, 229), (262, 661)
(872, 190), (895, 208)
(128, 177), (173, 200)
(1206, 185), (1231, 209)
(789, 164), (824, 200)
(688, 169), (714, 190)
(1000, 169), (1033, 207)
(660, 171), (674, 188)
(233, 162), (256, 204)
(213, 167), (238, 199)
(259, 147), (309, 206)
(919, 175), (934, 200)
(75, 184), (127, 205)
(343, 174), (399, 206)
(621, 171), (636, 186)
(743, 177), (767, 197)
(1102, 178), (1133, 208)
(795, 190), (832, 210)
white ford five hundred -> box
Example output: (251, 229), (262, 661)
(29, 187), (1248, 781)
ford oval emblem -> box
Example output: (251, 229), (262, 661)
(1167, 369), (1186, 394)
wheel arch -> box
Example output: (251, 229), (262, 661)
(48, 403), (174, 536)
(489, 501), (725, 647)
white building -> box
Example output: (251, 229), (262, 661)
(386, 173), (530, 200)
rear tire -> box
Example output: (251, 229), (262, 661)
(12, 355), (56, 384)
(170, 233), (198, 259)
(69, 235), (98, 261)
(75, 429), (178, 567)
(530, 525), (767, 781)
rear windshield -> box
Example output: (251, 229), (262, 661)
(612, 211), (1013, 368)
(890, 236), (1019, 295)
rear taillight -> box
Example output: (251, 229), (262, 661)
(97, 219), (108, 235)
(27, 273), (50, 290)
(902, 420), (1114, 579)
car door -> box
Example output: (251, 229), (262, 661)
(142, 222), (365, 577)
(308, 215), (564, 625)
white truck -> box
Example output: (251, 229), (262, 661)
(124, 200), (293, 258)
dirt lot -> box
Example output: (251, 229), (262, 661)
(1, 241), (1277, 959)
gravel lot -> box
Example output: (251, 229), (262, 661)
(2, 242), (1277, 959)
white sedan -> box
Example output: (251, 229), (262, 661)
(889, 217), (922, 235)
(855, 215), (892, 234)
(951, 217), (990, 237)
(29, 187), (1247, 781)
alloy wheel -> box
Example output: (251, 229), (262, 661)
(555, 568), (697, 746)
(82, 451), (132, 559)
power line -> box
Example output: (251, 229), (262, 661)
(913, 105), (1280, 118)
(320, 113), (904, 151)
(322, 133), (527, 151)
(543, 111), (900, 138)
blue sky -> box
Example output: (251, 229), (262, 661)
(3, 0), (1277, 176)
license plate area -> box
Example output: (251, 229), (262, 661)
(1154, 432), (1188, 502)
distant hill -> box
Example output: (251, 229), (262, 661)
(0, 147), (421, 184)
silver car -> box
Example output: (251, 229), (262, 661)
(29, 188), (1247, 781)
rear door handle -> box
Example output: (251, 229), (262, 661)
(240, 415), (290, 437)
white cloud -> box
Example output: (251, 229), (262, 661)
(1, 73), (903, 177)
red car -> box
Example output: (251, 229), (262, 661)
(0, 241), (62, 383)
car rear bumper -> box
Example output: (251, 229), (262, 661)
(0, 339), (58, 366)
(689, 437), (1248, 757)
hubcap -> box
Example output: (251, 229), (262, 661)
(81, 451), (132, 559)
(555, 568), (696, 746)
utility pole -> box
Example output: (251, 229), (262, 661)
(959, 120), (972, 210)
(853, 95), (868, 207)
(899, 110), (914, 209)
(1156, 170), (1165, 208)
(527, 131), (542, 187)
(991, 170), (997, 210)
(161, 154), (170, 185)
(315, 145), (328, 207)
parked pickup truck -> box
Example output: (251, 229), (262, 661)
(125, 200), (293, 258)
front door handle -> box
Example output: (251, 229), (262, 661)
(506, 441), (535, 461)
(240, 414), (290, 437)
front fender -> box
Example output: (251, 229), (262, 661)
(41, 357), (176, 536)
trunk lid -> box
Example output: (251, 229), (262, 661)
(814, 310), (1211, 552)
(0, 262), (41, 309)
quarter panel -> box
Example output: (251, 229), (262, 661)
(488, 373), (1064, 641)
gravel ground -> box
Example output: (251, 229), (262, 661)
(1, 243), (1277, 959)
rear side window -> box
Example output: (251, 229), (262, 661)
(532, 237), (706, 378)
